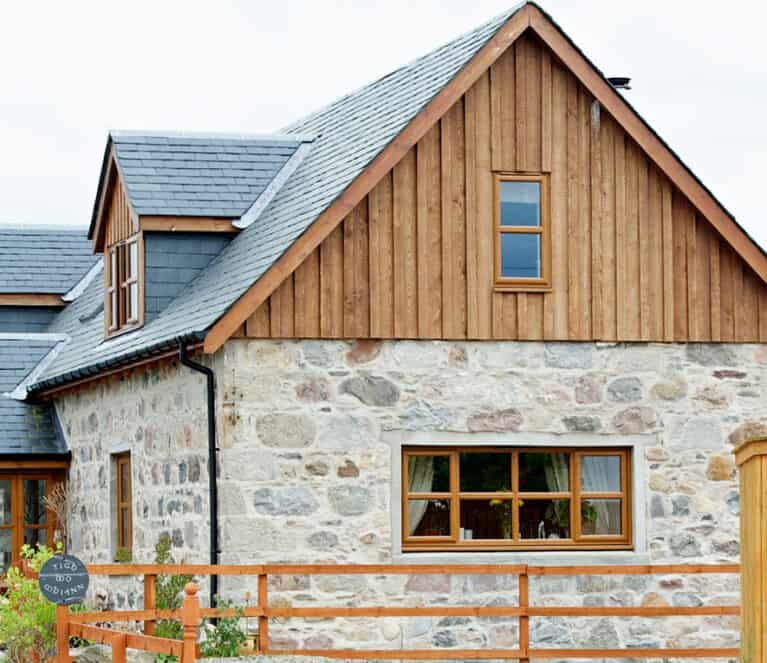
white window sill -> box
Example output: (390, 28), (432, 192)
(394, 550), (651, 566)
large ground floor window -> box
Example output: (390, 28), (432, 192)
(0, 471), (63, 573)
(402, 447), (631, 551)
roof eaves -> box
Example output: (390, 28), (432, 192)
(5, 337), (70, 401)
(27, 330), (205, 395)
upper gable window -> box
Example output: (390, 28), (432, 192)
(495, 174), (551, 291)
(105, 234), (142, 336)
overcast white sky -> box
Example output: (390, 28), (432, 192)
(1, 1), (765, 247)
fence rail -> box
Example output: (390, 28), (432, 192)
(55, 562), (741, 663)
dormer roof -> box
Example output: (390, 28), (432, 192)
(88, 131), (315, 250)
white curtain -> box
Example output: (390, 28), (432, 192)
(580, 456), (620, 534)
(407, 456), (435, 535)
(543, 453), (569, 492)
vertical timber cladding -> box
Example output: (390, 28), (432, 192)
(105, 174), (136, 247)
(244, 31), (767, 343)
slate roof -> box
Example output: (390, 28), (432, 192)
(107, 132), (311, 219)
(0, 337), (67, 456)
(0, 226), (98, 294)
(28, 5), (521, 391)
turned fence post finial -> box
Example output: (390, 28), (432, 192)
(180, 581), (201, 663)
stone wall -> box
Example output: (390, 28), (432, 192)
(55, 358), (216, 608)
(214, 338), (764, 653)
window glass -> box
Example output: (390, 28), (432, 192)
(500, 233), (541, 278)
(519, 499), (570, 539)
(407, 455), (449, 493)
(581, 455), (621, 492)
(519, 453), (569, 492)
(581, 499), (622, 535)
(459, 452), (511, 492)
(24, 480), (46, 525)
(500, 181), (540, 227)
(110, 251), (117, 286)
(129, 242), (138, 279)
(120, 462), (130, 501)
(0, 480), (11, 525)
(24, 528), (47, 547)
(0, 530), (11, 574)
(460, 499), (512, 540)
(407, 499), (450, 536)
(129, 283), (139, 321)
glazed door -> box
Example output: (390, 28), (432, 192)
(0, 473), (59, 573)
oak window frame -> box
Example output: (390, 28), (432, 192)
(402, 446), (632, 552)
(105, 233), (144, 338)
(494, 173), (552, 292)
(115, 453), (133, 555)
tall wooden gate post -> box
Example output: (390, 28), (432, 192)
(180, 582), (201, 663)
(56, 604), (72, 663)
(735, 436), (767, 663)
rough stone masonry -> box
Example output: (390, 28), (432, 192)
(57, 339), (766, 652)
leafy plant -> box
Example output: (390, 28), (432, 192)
(153, 534), (194, 663)
(0, 543), (62, 662)
(545, 500), (570, 530)
(114, 547), (132, 563)
(199, 599), (247, 658)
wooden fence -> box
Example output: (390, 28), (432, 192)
(54, 562), (740, 662)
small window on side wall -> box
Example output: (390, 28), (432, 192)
(495, 174), (551, 291)
(115, 453), (132, 559)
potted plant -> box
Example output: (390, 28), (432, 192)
(580, 501), (598, 535)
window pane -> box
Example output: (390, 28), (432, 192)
(581, 499), (622, 536)
(129, 242), (138, 279)
(519, 453), (569, 492)
(24, 480), (46, 524)
(110, 251), (117, 286)
(519, 499), (570, 539)
(407, 499), (450, 537)
(500, 181), (540, 227)
(129, 283), (138, 320)
(24, 527), (47, 548)
(407, 455), (449, 493)
(500, 233), (541, 278)
(110, 291), (118, 327)
(581, 455), (621, 492)
(120, 508), (130, 547)
(459, 452), (511, 492)
(120, 461), (130, 501)
(0, 480), (11, 525)
(0, 530), (11, 574)
(460, 499), (512, 540)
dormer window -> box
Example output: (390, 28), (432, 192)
(495, 174), (551, 291)
(105, 234), (143, 336)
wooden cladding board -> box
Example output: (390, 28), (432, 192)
(244, 32), (767, 343)
(105, 175), (135, 247)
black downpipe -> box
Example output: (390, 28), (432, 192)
(178, 343), (219, 609)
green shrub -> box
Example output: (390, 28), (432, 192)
(200, 599), (247, 658)
(153, 534), (194, 663)
(0, 543), (62, 662)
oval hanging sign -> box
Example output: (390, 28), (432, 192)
(39, 554), (90, 605)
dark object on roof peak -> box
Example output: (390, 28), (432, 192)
(607, 76), (631, 90)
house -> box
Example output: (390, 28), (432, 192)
(1, 1), (763, 651)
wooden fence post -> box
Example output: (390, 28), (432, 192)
(180, 582), (201, 663)
(735, 436), (767, 663)
(258, 573), (269, 653)
(111, 632), (127, 663)
(144, 573), (157, 635)
(519, 566), (529, 663)
(56, 604), (72, 663)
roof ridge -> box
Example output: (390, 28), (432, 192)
(281, 3), (525, 134)
(110, 129), (316, 143)
(0, 223), (88, 233)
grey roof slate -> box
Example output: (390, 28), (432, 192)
(0, 226), (98, 294)
(0, 338), (67, 455)
(110, 132), (311, 218)
(29, 5), (520, 391)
